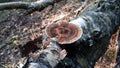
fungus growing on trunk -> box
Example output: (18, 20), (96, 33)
(45, 22), (83, 44)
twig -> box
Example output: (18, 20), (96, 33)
(0, 0), (63, 15)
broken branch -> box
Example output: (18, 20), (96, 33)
(0, 0), (62, 14)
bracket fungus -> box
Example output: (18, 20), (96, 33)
(45, 22), (83, 44)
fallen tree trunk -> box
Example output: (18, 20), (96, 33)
(19, 0), (120, 68)
(57, 0), (120, 68)
(59, 0), (120, 68)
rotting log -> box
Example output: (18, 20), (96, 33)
(19, 0), (120, 68)
(55, 0), (120, 68)
(57, 0), (120, 68)
(45, 0), (120, 68)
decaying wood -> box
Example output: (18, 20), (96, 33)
(20, 0), (120, 68)
(45, 0), (120, 68)
(66, 0), (120, 68)
(1, 0), (119, 68)
(94, 29), (119, 68)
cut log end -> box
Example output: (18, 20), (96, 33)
(45, 22), (83, 44)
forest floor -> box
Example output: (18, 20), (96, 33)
(0, 0), (119, 68)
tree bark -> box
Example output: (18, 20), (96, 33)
(57, 0), (120, 68)
(46, 0), (120, 68)
(21, 41), (67, 68)
(18, 0), (120, 68)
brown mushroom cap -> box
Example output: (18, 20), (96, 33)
(45, 22), (83, 44)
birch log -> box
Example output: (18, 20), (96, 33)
(21, 0), (120, 68)
(63, 0), (120, 68)
(46, 0), (120, 68)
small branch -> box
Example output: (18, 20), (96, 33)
(0, 2), (32, 10)
(0, 0), (62, 15)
